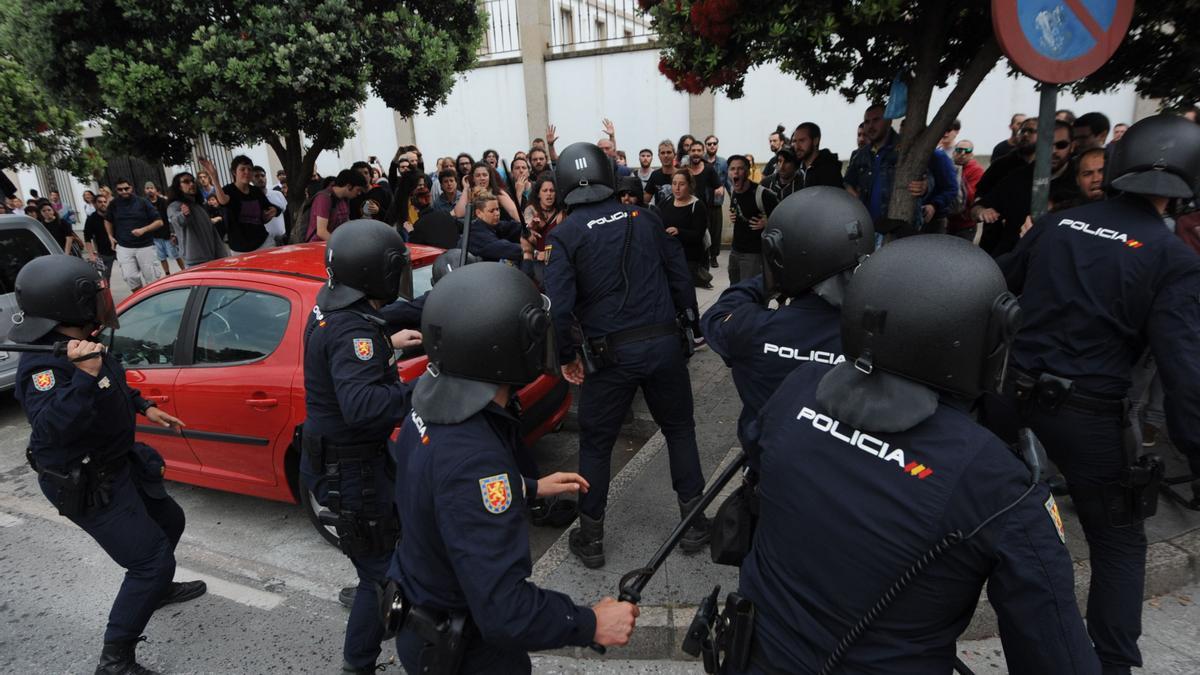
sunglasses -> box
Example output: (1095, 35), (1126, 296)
(1053, 140), (1072, 150)
(705, 141), (718, 146)
(954, 147), (974, 154)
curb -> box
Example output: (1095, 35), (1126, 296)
(534, 442), (1200, 661)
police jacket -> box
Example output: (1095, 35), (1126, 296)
(999, 195), (1200, 465)
(460, 218), (523, 263)
(379, 292), (427, 332)
(389, 404), (597, 651)
(741, 363), (1098, 674)
(544, 199), (698, 364)
(701, 277), (842, 464)
(16, 332), (155, 472)
(302, 300), (410, 444)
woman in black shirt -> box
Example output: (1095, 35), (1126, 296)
(656, 171), (712, 289)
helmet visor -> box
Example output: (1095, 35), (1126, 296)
(93, 281), (120, 333)
(519, 294), (557, 382)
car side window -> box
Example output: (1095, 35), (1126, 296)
(0, 228), (52, 294)
(194, 288), (290, 364)
(109, 289), (191, 367)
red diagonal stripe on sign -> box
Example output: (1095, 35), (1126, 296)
(1061, 0), (1106, 43)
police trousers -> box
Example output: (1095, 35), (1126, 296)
(982, 393), (1143, 674)
(42, 465), (184, 643)
(395, 625), (531, 675)
(577, 334), (705, 519)
(300, 450), (396, 669)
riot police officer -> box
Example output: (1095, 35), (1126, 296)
(543, 142), (708, 568)
(984, 114), (1200, 675)
(300, 219), (420, 674)
(701, 186), (874, 467)
(723, 236), (1099, 674)
(11, 255), (206, 675)
(388, 262), (637, 673)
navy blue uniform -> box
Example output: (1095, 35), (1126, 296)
(16, 333), (185, 644)
(544, 200), (704, 518)
(985, 194), (1200, 672)
(460, 218), (523, 262)
(379, 292), (426, 331)
(389, 405), (597, 673)
(737, 363), (1098, 674)
(302, 301), (410, 670)
(701, 276), (842, 466)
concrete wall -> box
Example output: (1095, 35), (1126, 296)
(411, 63), (530, 164)
(545, 50), (690, 158)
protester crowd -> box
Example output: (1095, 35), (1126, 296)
(9, 107), (1200, 441)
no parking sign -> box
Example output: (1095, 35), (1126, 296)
(992, 0), (1134, 84)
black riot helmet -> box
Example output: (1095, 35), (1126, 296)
(1106, 114), (1200, 199)
(318, 219), (409, 311)
(555, 142), (615, 206)
(762, 186), (875, 297)
(430, 248), (479, 286)
(841, 235), (1021, 399)
(413, 263), (556, 424)
(10, 255), (118, 342)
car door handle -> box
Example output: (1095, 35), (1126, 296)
(144, 395), (170, 403)
(245, 397), (278, 408)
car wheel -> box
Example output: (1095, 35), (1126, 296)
(299, 483), (340, 548)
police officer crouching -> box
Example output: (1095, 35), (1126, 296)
(543, 142), (708, 569)
(301, 219), (420, 674)
(719, 236), (1098, 673)
(11, 255), (206, 675)
(387, 262), (637, 673)
(702, 186), (874, 470)
(984, 114), (1200, 675)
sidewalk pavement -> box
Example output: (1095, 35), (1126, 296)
(532, 249), (1200, 662)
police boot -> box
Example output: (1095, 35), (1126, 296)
(569, 513), (605, 569)
(338, 585), (356, 609)
(341, 661), (381, 674)
(94, 637), (160, 675)
(156, 580), (207, 608)
(678, 495), (711, 554)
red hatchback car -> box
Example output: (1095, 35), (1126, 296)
(106, 242), (570, 540)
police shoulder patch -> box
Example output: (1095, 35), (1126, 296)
(479, 473), (512, 514)
(1045, 495), (1066, 544)
(352, 337), (374, 361)
(31, 370), (55, 392)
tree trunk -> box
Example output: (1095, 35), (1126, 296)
(267, 130), (325, 241)
(885, 4), (1002, 236)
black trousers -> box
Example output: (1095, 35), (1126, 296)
(45, 466), (184, 644)
(982, 393), (1144, 674)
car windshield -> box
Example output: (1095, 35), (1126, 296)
(411, 265), (434, 299)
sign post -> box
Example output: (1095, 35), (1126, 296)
(992, 0), (1135, 219)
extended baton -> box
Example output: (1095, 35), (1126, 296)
(1, 341), (103, 362)
(590, 451), (748, 654)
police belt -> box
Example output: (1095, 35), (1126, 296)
(1005, 367), (1127, 418)
(26, 449), (127, 480)
(599, 321), (679, 348)
(319, 440), (387, 462)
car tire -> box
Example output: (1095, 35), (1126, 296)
(299, 482), (341, 548)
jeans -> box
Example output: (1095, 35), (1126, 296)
(727, 251), (763, 285)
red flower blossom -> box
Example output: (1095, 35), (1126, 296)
(689, 0), (738, 45)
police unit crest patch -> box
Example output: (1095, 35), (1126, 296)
(1045, 495), (1066, 544)
(479, 473), (512, 514)
(32, 370), (55, 392)
(353, 338), (374, 361)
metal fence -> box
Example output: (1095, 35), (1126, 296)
(191, 135), (235, 186)
(479, 0), (521, 60)
(549, 0), (656, 51)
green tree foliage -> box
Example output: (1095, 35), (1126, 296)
(3, 0), (483, 214)
(0, 56), (103, 180)
(642, 0), (1198, 228)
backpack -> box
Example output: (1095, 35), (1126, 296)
(289, 192), (321, 244)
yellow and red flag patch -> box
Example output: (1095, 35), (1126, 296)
(32, 370), (55, 392)
(1045, 495), (1066, 544)
(902, 461), (934, 480)
(479, 473), (512, 514)
(353, 338), (374, 361)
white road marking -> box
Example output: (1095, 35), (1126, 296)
(174, 566), (284, 611)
